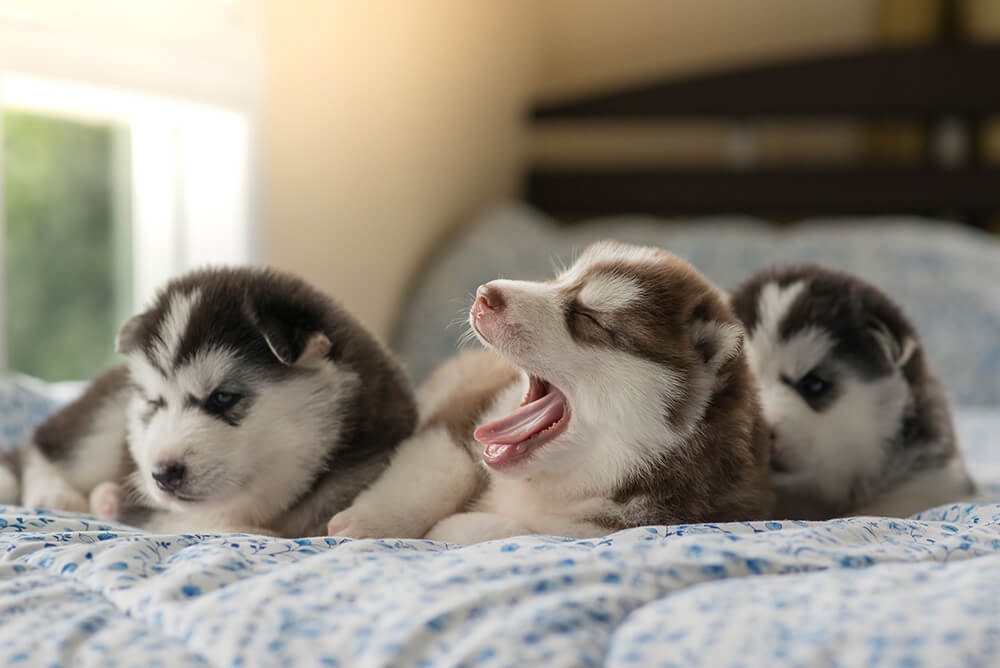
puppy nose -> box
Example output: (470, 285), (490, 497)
(152, 462), (187, 492)
(768, 429), (777, 445)
(476, 284), (506, 311)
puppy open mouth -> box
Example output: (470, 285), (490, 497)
(474, 375), (570, 469)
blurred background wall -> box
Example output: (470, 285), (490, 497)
(3, 0), (997, 380)
(262, 0), (535, 340)
(262, 0), (889, 339)
(533, 0), (877, 102)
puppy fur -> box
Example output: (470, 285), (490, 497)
(730, 263), (975, 519)
(329, 240), (773, 543)
(18, 267), (417, 536)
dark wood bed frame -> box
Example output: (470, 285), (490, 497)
(524, 42), (1000, 227)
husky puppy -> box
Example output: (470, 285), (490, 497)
(328, 240), (773, 543)
(730, 263), (975, 520)
(17, 267), (417, 536)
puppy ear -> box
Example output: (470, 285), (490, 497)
(251, 308), (331, 368)
(115, 314), (146, 355)
(691, 320), (744, 369)
(867, 318), (916, 370)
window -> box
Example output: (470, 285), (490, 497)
(0, 1), (260, 380)
(3, 109), (128, 381)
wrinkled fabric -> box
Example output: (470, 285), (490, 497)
(0, 505), (998, 667)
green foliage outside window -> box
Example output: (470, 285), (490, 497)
(2, 110), (130, 381)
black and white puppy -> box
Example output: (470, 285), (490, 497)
(730, 263), (975, 520)
(13, 267), (417, 536)
(329, 240), (773, 544)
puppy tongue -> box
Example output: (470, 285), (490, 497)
(475, 387), (566, 454)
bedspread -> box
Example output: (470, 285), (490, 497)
(1, 504), (999, 667)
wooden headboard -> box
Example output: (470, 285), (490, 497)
(524, 43), (1000, 228)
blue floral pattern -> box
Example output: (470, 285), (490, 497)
(0, 501), (999, 667)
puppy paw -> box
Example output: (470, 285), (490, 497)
(24, 484), (88, 514)
(327, 506), (413, 539)
(424, 512), (529, 544)
(326, 507), (371, 538)
(89, 481), (123, 521)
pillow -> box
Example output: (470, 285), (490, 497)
(393, 203), (1000, 406)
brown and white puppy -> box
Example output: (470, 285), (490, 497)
(328, 240), (773, 544)
(17, 267), (417, 536)
(730, 263), (975, 520)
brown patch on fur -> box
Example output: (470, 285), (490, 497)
(564, 299), (615, 347)
(567, 246), (754, 450)
(33, 365), (132, 463)
(593, 351), (773, 530)
(566, 243), (773, 528)
(562, 249), (726, 372)
(560, 274), (619, 347)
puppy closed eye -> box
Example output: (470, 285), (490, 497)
(571, 308), (603, 328)
(568, 306), (616, 341)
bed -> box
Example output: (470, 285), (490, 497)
(3, 39), (1000, 667)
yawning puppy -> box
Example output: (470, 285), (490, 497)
(17, 267), (417, 536)
(328, 240), (773, 543)
(730, 263), (975, 520)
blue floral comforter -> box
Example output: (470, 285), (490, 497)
(0, 409), (998, 667)
(0, 506), (998, 667)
